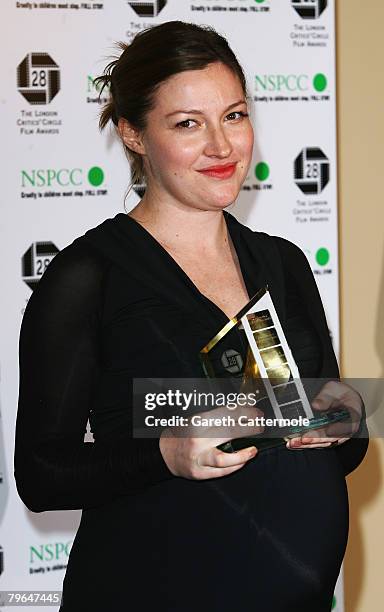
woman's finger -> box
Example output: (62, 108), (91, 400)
(300, 435), (339, 444)
(203, 445), (257, 469)
(287, 436), (338, 450)
(312, 381), (363, 423)
(323, 420), (357, 437)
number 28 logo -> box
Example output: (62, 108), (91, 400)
(17, 52), (60, 105)
(294, 147), (330, 195)
(22, 242), (60, 291)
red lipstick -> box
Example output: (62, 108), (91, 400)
(197, 162), (237, 179)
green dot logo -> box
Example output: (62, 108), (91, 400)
(255, 0), (266, 3)
(331, 594), (337, 609)
(255, 162), (270, 181)
(88, 166), (104, 187)
(313, 73), (327, 92)
(316, 248), (330, 266)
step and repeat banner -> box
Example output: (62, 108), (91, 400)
(1, 0), (342, 609)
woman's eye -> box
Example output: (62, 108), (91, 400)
(226, 111), (248, 121)
(175, 112), (248, 129)
(175, 119), (197, 129)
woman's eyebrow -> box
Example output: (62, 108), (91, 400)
(165, 99), (247, 118)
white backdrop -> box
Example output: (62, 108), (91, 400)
(1, 0), (342, 610)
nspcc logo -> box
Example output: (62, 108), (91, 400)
(30, 541), (72, 564)
(255, 73), (327, 93)
(291, 0), (327, 19)
(294, 147), (329, 194)
(22, 242), (59, 290)
(127, 0), (167, 16)
(21, 167), (104, 188)
(17, 53), (60, 105)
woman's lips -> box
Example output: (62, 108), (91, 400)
(197, 163), (237, 179)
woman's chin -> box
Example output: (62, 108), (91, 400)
(197, 182), (239, 206)
(209, 190), (241, 209)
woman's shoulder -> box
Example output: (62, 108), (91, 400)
(33, 218), (117, 300)
(45, 236), (108, 280)
(270, 235), (311, 272)
(225, 211), (310, 271)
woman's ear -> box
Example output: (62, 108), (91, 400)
(118, 118), (146, 155)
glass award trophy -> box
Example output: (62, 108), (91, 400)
(199, 287), (349, 452)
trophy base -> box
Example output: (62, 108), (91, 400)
(217, 409), (350, 453)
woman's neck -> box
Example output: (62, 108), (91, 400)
(128, 193), (231, 254)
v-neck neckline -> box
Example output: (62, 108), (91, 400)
(120, 211), (253, 324)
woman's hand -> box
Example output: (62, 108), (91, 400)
(159, 404), (263, 479)
(286, 380), (363, 450)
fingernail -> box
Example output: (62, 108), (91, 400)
(287, 439), (299, 449)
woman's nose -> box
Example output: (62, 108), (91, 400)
(204, 125), (233, 158)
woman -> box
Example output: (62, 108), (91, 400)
(15, 21), (368, 612)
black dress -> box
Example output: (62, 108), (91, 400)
(14, 211), (368, 612)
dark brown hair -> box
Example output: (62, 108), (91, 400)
(94, 20), (248, 186)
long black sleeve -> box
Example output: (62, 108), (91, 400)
(14, 241), (173, 513)
(274, 236), (369, 476)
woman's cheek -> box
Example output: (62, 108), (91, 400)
(168, 144), (201, 172)
(237, 134), (254, 174)
(241, 125), (254, 153)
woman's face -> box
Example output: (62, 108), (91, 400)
(139, 62), (254, 211)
